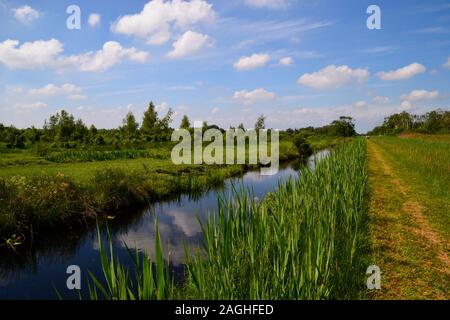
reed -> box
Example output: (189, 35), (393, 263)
(184, 139), (368, 299)
(85, 139), (369, 299)
(87, 222), (174, 300)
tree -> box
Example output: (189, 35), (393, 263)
(87, 125), (98, 144)
(293, 134), (312, 157)
(5, 126), (25, 149)
(72, 119), (88, 141)
(157, 108), (174, 131)
(180, 115), (191, 129)
(23, 126), (41, 144)
(122, 111), (139, 139)
(329, 116), (356, 137)
(141, 101), (158, 135)
(95, 135), (106, 146)
(255, 114), (266, 130)
(154, 108), (174, 141)
(42, 110), (87, 143)
(0, 124), (6, 143)
(368, 109), (450, 135)
(56, 110), (76, 141)
(423, 110), (443, 133)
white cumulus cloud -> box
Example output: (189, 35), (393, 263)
(233, 88), (276, 105)
(111, 0), (215, 45)
(234, 53), (270, 71)
(28, 83), (82, 96)
(0, 39), (63, 69)
(0, 39), (149, 72)
(377, 63), (426, 81)
(279, 57), (293, 66)
(167, 31), (210, 58)
(297, 65), (369, 90)
(400, 90), (439, 101)
(88, 13), (101, 27)
(65, 41), (149, 72)
(12, 5), (40, 24)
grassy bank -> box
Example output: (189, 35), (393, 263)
(0, 162), (247, 239)
(307, 135), (351, 152)
(87, 139), (369, 300)
(0, 139), (304, 239)
(367, 135), (450, 299)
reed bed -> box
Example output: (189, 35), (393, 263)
(87, 139), (369, 299)
(184, 139), (368, 299)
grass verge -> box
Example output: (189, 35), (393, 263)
(367, 136), (449, 299)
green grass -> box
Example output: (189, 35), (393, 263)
(45, 148), (170, 163)
(367, 136), (450, 299)
(371, 136), (450, 238)
(0, 149), (48, 166)
(0, 157), (172, 183)
(0, 140), (297, 182)
(307, 135), (350, 152)
(0, 163), (246, 237)
(85, 139), (369, 300)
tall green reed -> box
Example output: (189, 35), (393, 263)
(86, 139), (368, 300)
(184, 139), (368, 299)
(87, 222), (174, 300)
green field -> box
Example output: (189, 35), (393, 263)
(1, 137), (328, 237)
(0, 140), (301, 182)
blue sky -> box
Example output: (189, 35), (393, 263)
(0, 0), (449, 133)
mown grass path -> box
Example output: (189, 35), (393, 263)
(367, 139), (449, 299)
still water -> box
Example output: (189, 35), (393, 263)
(0, 151), (329, 299)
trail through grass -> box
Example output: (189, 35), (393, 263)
(368, 137), (450, 299)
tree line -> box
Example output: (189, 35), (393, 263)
(0, 102), (272, 150)
(283, 116), (357, 138)
(0, 102), (174, 149)
(368, 109), (450, 135)
(0, 98), (365, 151)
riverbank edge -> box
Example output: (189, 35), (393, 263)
(0, 149), (315, 245)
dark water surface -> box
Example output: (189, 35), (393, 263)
(0, 151), (329, 299)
